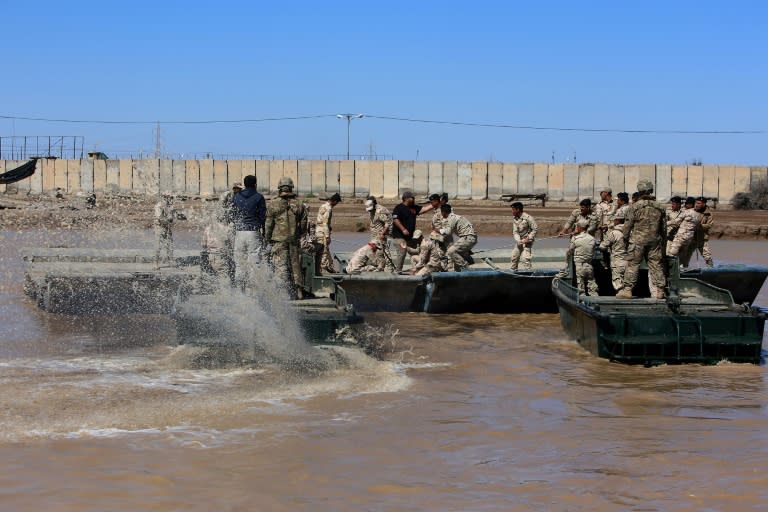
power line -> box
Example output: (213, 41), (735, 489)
(363, 114), (765, 135)
(0, 112), (764, 135)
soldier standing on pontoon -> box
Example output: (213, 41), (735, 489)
(154, 193), (176, 268)
(509, 202), (538, 271)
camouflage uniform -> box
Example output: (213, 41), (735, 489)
(265, 186), (308, 298)
(510, 212), (538, 270)
(599, 225), (627, 291)
(432, 209), (453, 245)
(620, 194), (666, 297)
(217, 191), (238, 283)
(153, 198), (175, 266)
(563, 209), (599, 236)
(441, 213), (477, 271)
(570, 231), (598, 295)
(594, 200), (617, 232)
(345, 244), (381, 273)
(687, 206), (714, 267)
(411, 236), (448, 276)
(369, 204), (393, 270)
(315, 201), (335, 273)
(666, 208), (700, 262)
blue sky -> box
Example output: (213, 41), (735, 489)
(1, 1), (766, 163)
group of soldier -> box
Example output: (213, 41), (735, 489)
(558, 181), (714, 299)
(157, 175), (715, 301)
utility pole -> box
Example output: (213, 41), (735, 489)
(154, 121), (162, 159)
(336, 114), (364, 160)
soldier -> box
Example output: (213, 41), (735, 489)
(615, 192), (630, 219)
(598, 211), (628, 292)
(689, 197), (714, 267)
(594, 187), (617, 234)
(232, 175), (267, 293)
(316, 192), (341, 274)
(617, 179), (666, 299)
(568, 219), (598, 296)
(391, 191), (436, 271)
(665, 196), (683, 247)
(365, 196), (394, 270)
(509, 202), (538, 271)
(439, 204), (477, 272)
(401, 229), (425, 268)
(345, 241), (382, 274)
(218, 182), (242, 284)
(667, 197), (701, 266)
(265, 176), (309, 299)
(559, 198), (598, 237)
(410, 231), (448, 276)
(153, 193), (176, 268)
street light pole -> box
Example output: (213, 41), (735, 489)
(336, 114), (364, 160)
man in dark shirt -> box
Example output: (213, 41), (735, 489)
(232, 174), (267, 292)
(391, 190), (434, 271)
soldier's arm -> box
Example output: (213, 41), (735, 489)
(528, 216), (538, 241)
(587, 216), (599, 236)
(623, 209), (635, 243)
(599, 232), (612, 251)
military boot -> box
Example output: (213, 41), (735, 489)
(616, 288), (633, 299)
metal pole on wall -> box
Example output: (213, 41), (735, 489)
(336, 113), (364, 160)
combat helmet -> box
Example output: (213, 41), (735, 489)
(636, 179), (654, 193)
(278, 176), (294, 190)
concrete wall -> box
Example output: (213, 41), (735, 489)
(2, 159), (765, 205)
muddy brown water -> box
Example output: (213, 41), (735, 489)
(0, 229), (766, 511)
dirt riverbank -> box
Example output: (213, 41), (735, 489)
(2, 194), (768, 240)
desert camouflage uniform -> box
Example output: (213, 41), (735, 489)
(563, 209), (599, 236)
(687, 206), (714, 267)
(510, 212), (538, 270)
(315, 202), (335, 272)
(432, 209), (453, 245)
(345, 244), (380, 274)
(369, 204), (393, 270)
(411, 238), (448, 276)
(599, 225), (627, 291)
(570, 231), (598, 295)
(666, 208), (701, 262)
(153, 199), (175, 265)
(217, 191), (238, 282)
(265, 192), (308, 297)
(620, 197), (666, 295)
(594, 200), (617, 232)
(441, 213), (477, 271)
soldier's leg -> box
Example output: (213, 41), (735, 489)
(584, 262), (598, 295)
(163, 226), (174, 263)
(646, 243), (666, 296)
(390, 239), (407, 272)
(701, 240), (713, 267)
(319, 239), (335, 273)
(270, 242), (295, 298)
(619, 243), (645, 296)
(666, 236), (683, 257)
(610, 263), (625, 291)
(520, 244), (533, 270)
(233, 232), (249, 291)
(509, 244), (522, 270)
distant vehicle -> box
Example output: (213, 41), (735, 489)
(87, 151), (109, 160)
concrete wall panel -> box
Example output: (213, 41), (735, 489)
(413, 161), (429, 195)
(268, 160), (284, 193)
(159, 160), (173, 194)
(93, 159), (107, 194)
(624, 165), (640, 196)
(671, 165), (687, 197)
(593, 164), (609, 195)
(442, 161), (458, 198)
(241, 160), (256, 189)
(54, 159), (68, 191)
(563, 164), (578, 201)
(0, 161), (4, 193)
(383, 160), (399, 198)
(255, 160), (270, 194)
(608, 164), (624, 194)
(42, 158), (56, 193)
(171, 160), (186, 194)
(28, 159), (43, 194)
(198, 159), (214, 197)
(733, 166), (750, 194)
(533, 163), (548, 195)
(517, 163), (533, 195)
(106, 160), (119, 193)
(354, 160), (370, 197)
(428, 161), (443, 194)
(80, 159), (94, 193)
(718, 165), (735, 203)
(655, 164), (672, 201)
(578, 164), (594, 200)
(339, 160), (354, 196)
(501, 163), (518, 195)
(547, 164), (564, 201)
(283, 160), (299, 190)
(750, 166), (768, 188)
(638, 164), (655, 185)
(325, 161), (340, 195)
(369, 160), (384, 197)
(310, 160), (326, 196)
(297, 160), (312, 196)
(185, 160), (200, 195)
(66, 160), (81, 193)
(11, 160), (31, 193)
(399, 160), (414, 195)
(488, 162), (503, 198)
(213, 160), (228, 193)
(471, 161), (488, 199)
(457, 162), (472, 199)
(702, 165), (718, 200)
(687, 165), (703, 198)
